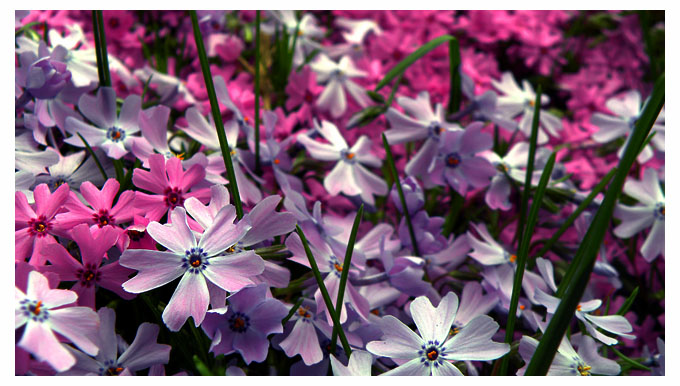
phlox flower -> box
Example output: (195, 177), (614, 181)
(120, 206), (264, 331)
(326, 18), (382, 59)
(283, 188), (345, 251)
(41, 224), (134, 308)
(132, 153), (210, 221)
(591, 90), (664, 163)
(16, 271), (100, 372)
(427, 122), (496, 196)
(16, 183), (70, 265)
(130, 104), (182, 166)
(517, 335), (620, 376)
(59, 307), (170, 375)
(330, 350), (374, 376)
(201, 284), (288, 364)
(268, 11), (325, 67)
(492, 72), (562, 145)
(133, 66), (197, 107)
(297, 120), (387, 205)
(33, 149), (112, 195)
(390, 176), (424, 215)
(366, 292), (509, 376)
(15, 131), (60, 176)
(384, 91), (461, 177)
(613, 167), (665, 262)
(56, 178), (135, 230)
(64, 87), (141, 159)
(310, 54), (371, 118)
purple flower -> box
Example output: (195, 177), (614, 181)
(384, 91), (461, 177)
(16, 271), (100, 372)
(366, 292), (509, 376)
(201, 284), (288, 364)
(59, 307), (170, 375)
(120, 206), (264, 331)
(427, 122), (496, 196)
(25, 56), (71, 99)
(64, 87), (141, 159)
(390, 176), (424, 215)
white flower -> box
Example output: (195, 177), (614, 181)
(491, 72), (562, 145)
(517, 335), (620, 376)
(310, 54), (370, 118)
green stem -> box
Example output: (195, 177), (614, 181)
(331, 204), (364, 352)
(92, 11), (111, 87)
(189, 10), (244, 219)
(498, 151), (556, 375)
(295, 225), (352, 358)
(281, 298), (305, 325)
(447, 38), (461, 115)
(382, 134), (420, 256)
(77, 133), (108, 181)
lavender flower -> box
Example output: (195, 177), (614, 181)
(517, 335), (620, 376)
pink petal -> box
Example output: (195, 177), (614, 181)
(202, 251), (264, 292)
(120, 250), (185, 293)
(19, 321), (76, 372)
(162, 273), (209, 331)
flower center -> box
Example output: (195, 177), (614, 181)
(509, 254), (517, 263)
(106, 127), (126, 143)
(418, 341), (447, 367)
(28, 216), (51, 237)
(106, 367), (124, 376)
(164, 187), (184, 208)
(127, 229), (144, 241)
(228, 312), (250, 333)
(426, 348), (439, 361)
(93, 209), (115, 227)
(78, 265), (100, 287)
(183, 247), (209, 274)
(655, 203), (665, 219)
(297, 306), (312, 319)
(334, 263), (343, 272)
(274, 158), (281, 165)
(19, 299), (49, 322)
(427, 121), (445, 140)
(341, 149), (356, 164)
(445, 153), (461, 168)
(577, 364), (592, 376)
(47, 176), (69, 192)
(497, 163), (510, 173)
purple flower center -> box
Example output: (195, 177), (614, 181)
(19, 299), (49, 322)
(28, 215), (51, 237)
(93, 209), (115, 227)
(228, 312), (250, 333)
(106, 127), (126, 143)
(164, 187), (185, 208)
(77, 264), (101, 287)
(183, 247), (209, 274)
(418, 340), (447, 368)
(445, 153), (462, 168)
(427, 121), (444, 140)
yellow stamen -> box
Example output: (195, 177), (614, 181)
(36, 223), (46, 232)
(176, 152), (185, 160)
(519, 304), (526, 310)
(233, 317), (245, 329)
(426, 349), (438, 360)
(346, 152), (355, 160)
(578, 365), (591, 376)
(576, 305), (582, 311)
(32, 301), (42, 315)
(274, 158), (280, 165)
(509, 254), (517, 263)
(334, 263), (343, 272)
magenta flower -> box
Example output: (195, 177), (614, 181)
(366, 292), (509, 376)
(201, 284), (288, 364)
(41, 224), (134, 308)
(16, 183), (70, 265)
(56, 178), (135, 230)
(427, 122), (496, 196)
(16, 271), (100, 372)
(132, 153), (210, 221)
(120, 206), (265, 331)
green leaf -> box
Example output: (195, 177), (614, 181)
(281, 297), (304, 325)
(374, 35), (458, 92)
(331, 204), (364, 352)
(513, 85), (542, 246)
(189, 10), (244, 219)
(382, 134), (420, 256)
(447, 38), (461, 115)
(534, 167), (616, 259)
(254, 10), (262, 174)
(525, 73), (664, 376)
(193, 355), (213, 376)
(91, 11), (111, 87)
(499, 151), (556, 375)
(616, 286), (639, 316)
(611, 347), (652, 372)
(295, 225), (352, 358)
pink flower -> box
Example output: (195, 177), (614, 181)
(56, 178), (135, 231)
(132, 153), (210, 221)
(41, 224), (134, 308)
(16, 183), (70, 265)
(16, 271), (100, 372)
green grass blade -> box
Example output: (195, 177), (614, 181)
(534, 167), (617, 259)
(331, 204), (364, 352)
(382, 133), (420, 256)
(77, 133), (108, 181)
(611, 347), (652, 372)
(447, 38), (461, 115)
(499, 151), (556, 375)
(254, 10), (261, 174)
(281, 297), (305, 325)
(189, 10), (244, 219)
(295, 225), (352, 358)
(92, 11), (111, 87)
(525, 73), (664, 376)
(374, 35), (457, 92)
(616, 286), (639, 316)
(513, 85), (542, 247)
